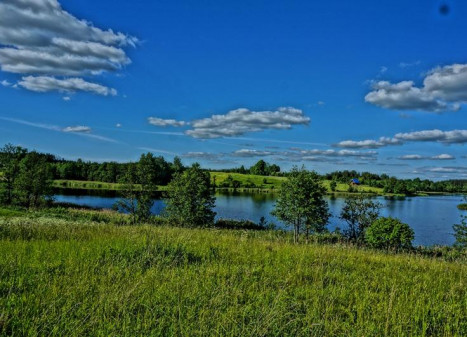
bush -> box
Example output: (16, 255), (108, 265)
(365, 217), (414, 250)
(215, 218), (267, 231)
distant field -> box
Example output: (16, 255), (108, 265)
(53, 174), (386, 195)
(210, 172), (287, 190)
(0, 212), (465, 336)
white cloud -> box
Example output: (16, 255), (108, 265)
(185, 107), (310, 139)
(148, 117), (187, 127)
(398, 153), (455, 161)
(62, 96), (71, 101)
(394, 129), (467, 144)
(116, 123), (122, 128)
(337, 129), (467, 150)
(365, 64), (467, 112)
(335, 137), (401, 149)
(398, 154), (424, 160)
(432, 154), (455, 160)
(18, 76), (117, 96)
(232, 149), (274, 157)
(0, 0), (136, 94)
(1, 80), (11, 87)
(0, 117), (117, 143)
(62, 125), (91, 133)
(365, 81), (454, 113)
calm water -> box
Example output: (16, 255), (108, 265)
(54, 190), (465, 246)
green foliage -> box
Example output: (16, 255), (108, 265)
(250, 160), (281, 176)
(164, 163), (216, 227)
(457, 203), (467, 210)
(0, 144), (27, 204)
(272, 166), (330, 243)
(0, 215), (465, 336)
(453, 215), (467, 249)
(340, 196), (383, 243)
(330, 180), (337, 192)
(14, 152), (53, 208)
(215, 218), (267, 230)
(365, 217), (415, 250)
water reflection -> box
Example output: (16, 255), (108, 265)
(53, 191), (465, 247)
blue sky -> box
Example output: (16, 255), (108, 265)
(0, 0), (466, 179)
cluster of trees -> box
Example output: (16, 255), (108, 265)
(0, 144), (53, 208)
(0, 144), (182, 186)
(272, 167), (415, 249)
(325, 170), (467, 194)
(210, 160), (281, 176)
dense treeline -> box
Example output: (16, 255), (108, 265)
(1, 144), (466, 195)
(0, 144), (184, 208)
(324, 170), (467, 194)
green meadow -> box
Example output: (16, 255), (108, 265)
(53, 172), (386, 195)
(0, 210), (465, 336)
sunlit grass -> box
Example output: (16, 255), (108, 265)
(0, 214), (465, 336)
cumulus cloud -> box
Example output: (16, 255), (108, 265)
(0, 0), (136, 94)
(62, 125), (91, 133)
(181, 152), (224, 161)
(365, 81), (454, 112)
(394, 129), (467, 144)
(185, 107), (310, 139)
(398, 153), (455, 161)
(1, 80), (12, 87)
(148, 117), (187, 127)
(18, 76), (117, 96)
(335, 137), (401, 149)
(365, 64), (467, 112)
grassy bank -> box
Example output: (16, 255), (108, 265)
(0, 211), (465, 336)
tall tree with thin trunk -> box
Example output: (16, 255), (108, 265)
(164, 163), (216, 227)
(272, 166), (330, 243)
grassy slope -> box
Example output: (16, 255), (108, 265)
(0, 213), (465, 336)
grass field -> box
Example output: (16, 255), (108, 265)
(0, 210), (465, 336)
(52, 175), (409, 196)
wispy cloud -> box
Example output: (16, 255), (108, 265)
(138, 147), (179, 156)
(398, 154), (455, 160)
(336, 129), (467, 148)
(0, 117), (118, 143)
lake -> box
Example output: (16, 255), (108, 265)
(53, 189), (465, 247)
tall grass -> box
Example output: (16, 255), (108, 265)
(0, 215), (465, 336)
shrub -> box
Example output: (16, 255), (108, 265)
(365, 217), (414, 250)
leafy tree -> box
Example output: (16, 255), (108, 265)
(250, 160), (267, 176)
(15, 152), (53, 208)
(0, 144), (27, 204)
(172, 156), (185, 175)
(164, 163), (216, 227)
(339, 196), (382, 243)
(452, 216), (467, 249)
(365, 217), (414, 250)
(453, 198), (467, 249)
(330, 180), (337, 192)
(272, 166), (330, 243)
(116, 154), (158, 224)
